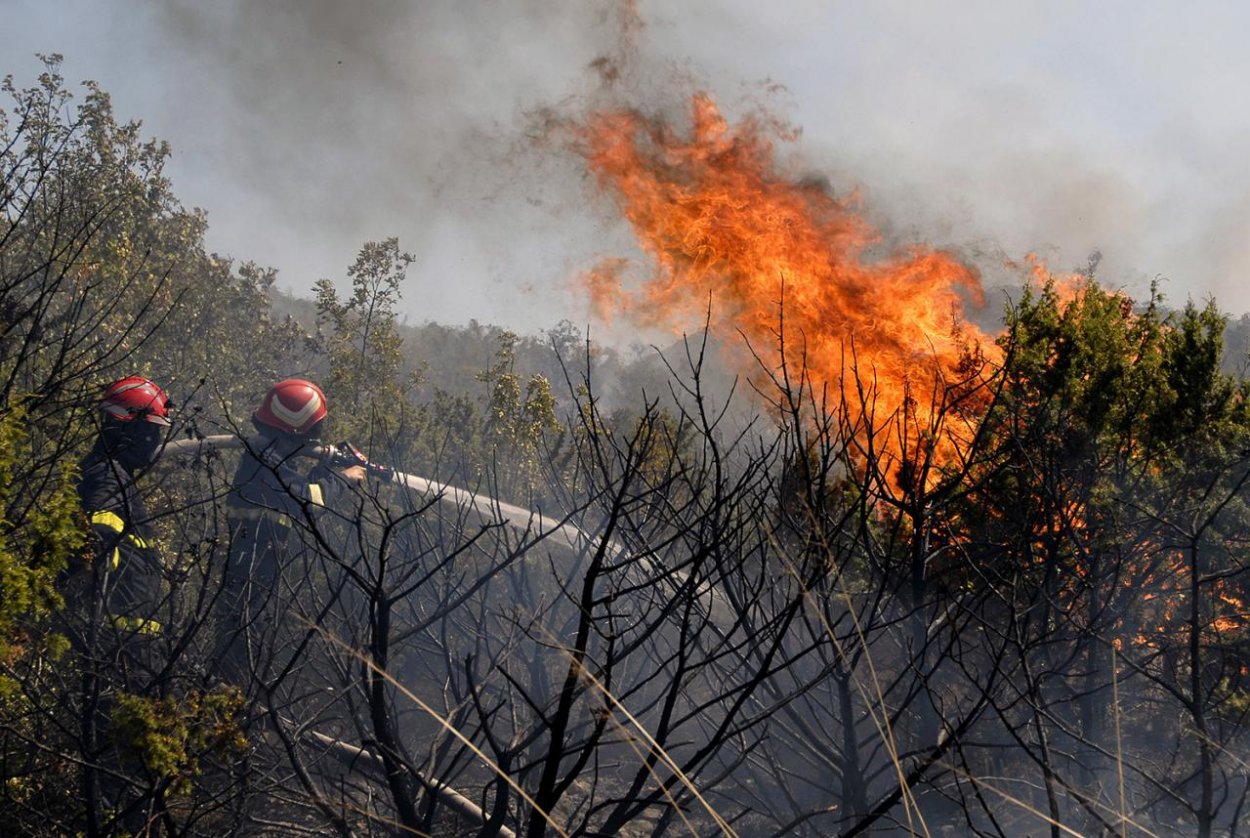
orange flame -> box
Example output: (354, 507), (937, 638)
(1014, 252), (1086, 305)
(578, 94), (1001, 491)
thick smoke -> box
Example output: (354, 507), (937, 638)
(9, 0), (1250, 329)
(126, 0), (652, 329)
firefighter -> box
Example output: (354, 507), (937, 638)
(75, 375), (172, 670)
(71, 375), (172, 834)
(208, 378), (365, 827)
(219, 378), (365, 686)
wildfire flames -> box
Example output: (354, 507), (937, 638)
(578, 94), (1001, 491)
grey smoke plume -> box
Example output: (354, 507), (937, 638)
(139, 0), (640, 328)
(6, 0), (1250, 332)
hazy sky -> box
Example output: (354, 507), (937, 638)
(6, 0), (1250, 335)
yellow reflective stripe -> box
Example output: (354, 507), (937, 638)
(112, 615), (161, 635)
(124, 532), (151, 549)
(90, 510), (151, 552)
(90, 511), (127, 568)
(308, 483), (324, 507)
(89, 510), (126, 533)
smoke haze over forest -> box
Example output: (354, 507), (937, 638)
(8, 7), (1250, 833)
(6, 0), (1250, 336)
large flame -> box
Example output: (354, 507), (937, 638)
(578, 94), (1001, 492)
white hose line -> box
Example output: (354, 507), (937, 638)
(163, 434), (527, 831)
(163, 434), (593, 553)
(160, 432), (735, 826)
(164, 432), (730, 619)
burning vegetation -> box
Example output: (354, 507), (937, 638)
(567, 89), (1250, 836)
(2, 57), (1250, 838)
(577, 93), (1001, 492)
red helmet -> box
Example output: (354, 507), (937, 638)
(254, 378), (328, 435)
(99, 376), (171, 426)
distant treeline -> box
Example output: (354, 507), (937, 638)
(5, 56), (1250, 837)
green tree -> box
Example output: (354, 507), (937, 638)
(0, 406), (83, 663)
(952, 275), (1250, 836)
(475, 330), (561, 499)
(0, 57), (300, 833)
(314, 237), (414, 450)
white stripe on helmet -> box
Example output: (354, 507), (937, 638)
(269, 391), (323, 429)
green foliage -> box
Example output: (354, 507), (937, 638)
(476, 330), (561, 494)
(110, 686), (247, 797)
(9, 54), (1250, 835)
(315, 237), (414, 446)
(973, 277), (1246, 556)
(1, 55), (309, 433)
(2, 55), (178, 393)
(1157, 299), (1235, 440)
(1000, 279), (1163, 463)
(0, 403), (85, 833)
(0, 404), (83, 663)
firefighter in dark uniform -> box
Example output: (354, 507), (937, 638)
(75, 375), (171, 670)
(70, 375), (172, 834)
(218, 378), (364, 689)
(211, 379), (364, 826)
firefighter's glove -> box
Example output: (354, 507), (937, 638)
(332, 441), (370, 468)
(324, 442), (392, 482)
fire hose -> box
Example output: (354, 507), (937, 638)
(158, 433), (605, 834)
(165, 434), (593, 553)
(165, 433), (728, 622)
(159, 432), (728, 833)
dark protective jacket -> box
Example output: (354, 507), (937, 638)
(75, 450), (164, 637)
(219, 435), (354, 682)
(72, 448), (168, 831)
(225, 435), (351, 578)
